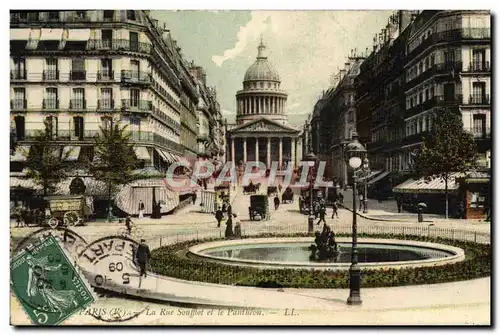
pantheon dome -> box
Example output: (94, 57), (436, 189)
(236, 40), (288, 125)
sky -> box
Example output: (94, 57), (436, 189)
(151, 10), (392, 126)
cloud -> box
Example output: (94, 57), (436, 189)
(285, 103), (301, 111)
(211, 12), (272, 67)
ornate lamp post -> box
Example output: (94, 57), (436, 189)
(362, 157), (370, 214)
(345, 132), (366, 305)
(304, 152), (317, 234)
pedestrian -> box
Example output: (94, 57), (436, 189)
(278, 184), (282, 194)
(396, 195), (402, 213)
(135, 239), (151, 280)
(317, 205), (327, 226)
(225, 216), (233, 239)
(338, 192), (344, 204)
(215, 207), (223, 227)
(234, 220), (242, 238)
(417, 205), (424, 223)
(331, 201), (339, 219)
(358, 193), (364, 211)
(125, 215), (133, 235)
(192, 192), (197, 205)
(138, 200), (145, 219)
(274, 195), (280, 210)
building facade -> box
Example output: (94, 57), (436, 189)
(227, 41), (302, 170)
(9, 10), (220, 214)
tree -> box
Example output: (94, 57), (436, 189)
(25, 121), (73, 206)
(414, 108), (477, 218)
(89, 123), (138, 221)
(10, 128), (17, 156)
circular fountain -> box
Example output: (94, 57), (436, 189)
(188, 237), (465, 270)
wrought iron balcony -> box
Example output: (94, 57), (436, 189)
(11, 70), (27, 80)
(87, 39), (152, 54)
(11, 99), (27, 110)
(69, 99), (87, 110)
(468, 94), (490, 105)
(97, 99), (115, 111)
(97, 71), (115, 81)
(42, 70), (59, 81)
(405, 62), (462, 90)
(121, 99), (153, 112)
(121, 70), (152, 84)
(465, 61), (491, 73)
(42, 99), (59, 110)
(69, 70), (86, 81)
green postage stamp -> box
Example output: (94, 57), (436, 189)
(10, 235), (95, 325)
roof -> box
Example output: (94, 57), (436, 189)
(393, 173), (464, 194)
(229, 117), (299, 134)
(243, 41), (280, 82)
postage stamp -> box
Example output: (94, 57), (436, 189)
(10, 235), (96, 325)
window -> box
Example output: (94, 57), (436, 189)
(418, 62), (423, 74)
(473, 114), (486, 136)
(425, 89), (429, 101)
(130, 60), (140, 80)
(424, 57), (429, 71)
(14, 116), (25, 140)
(45, 58), (58, 80)
(130, 116), (141, 131)
(444, 50), (454, 65)
(45, 116), (58, 139)
(101, 30), (112, 48)
(75, 11), (86, 20)
(130, 89), (140, 107)
(71, 58), (85, 80)
(430, 86), (435, 97)
(73, 116), (84, 139)
(72, 88), (85, 109)
(13, 88), (25, 109)
(12, 58), (26, 79)
(100, 88), (113, 109)
(430, 53), (435, 66)
(100, 58), (112, 79)
(472, 82), (485, 103)
(45, 88), (57, 109)
(48, 11), (59, 20)
(127, 10), (136, 20)
(472, 49), (485, 70)
(129, 32), (138, 51)
(103, 10), (114, 20)
(101, 117), (112, 131)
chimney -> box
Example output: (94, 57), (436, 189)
(372, 34), (378, 52)
(339, 69), (346, 79)
(387, 20), (399, 42)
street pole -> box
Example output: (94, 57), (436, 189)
(363, 173), (368, 214)
(347, 172), (362, 305)
(308, 166), (314, 234)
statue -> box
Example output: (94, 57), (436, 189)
(309, 224), (339, 262)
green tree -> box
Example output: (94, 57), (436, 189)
(89, 124), (138, 221)
(25, 122), (73, 206)
(414, 108), (477, 218)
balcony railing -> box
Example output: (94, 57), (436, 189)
(405, 62), (462, 90)
(69, 70), (86, 81)
(126, 131), (184, 152)
(24, 129), (101, 141)
(121, 99), (153, 112)
(97, 99), (115, 111)
(43, 99), (59, 110)
(472, 129), (491, 139)
(69, 99), (86, 110)
(97, 71), (115, 81)
(87, 39), (152, 54)
(468, 94), (490, 105)
(42, 70), (59, 81)
(11, 99), (27, 110)
(121, 70), (152, 84)
(466, 61), (491, 73)
(11, 70), (27, 80)
(407, 28), (491, 58)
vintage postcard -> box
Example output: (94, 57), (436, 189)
(10, 9), (491, 326)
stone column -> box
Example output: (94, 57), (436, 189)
(270, 97), (274, 114)
(231, 137), (235, 166)
(267, 137), (271, 167)
(278, 137), (283, 169)
(243, 137), (247, 163)
(255, 137), (259, 162)
(296, 137), (302, 163)
(291, 137), (296, 169)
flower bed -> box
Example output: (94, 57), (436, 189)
(149, 233), (491, 289)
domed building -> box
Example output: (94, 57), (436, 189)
(227, 40), (302, 169)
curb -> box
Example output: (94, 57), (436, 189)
(337, 203), (434, 223)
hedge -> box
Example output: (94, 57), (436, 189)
(149, 233), (491, 289)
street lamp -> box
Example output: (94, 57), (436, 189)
(362, 157), (370, 214)
(345, 131), (366, 305)
(304, 152), (317, 234)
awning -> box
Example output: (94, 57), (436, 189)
(40, 28), (63, 41)
(357, 170), (382, 183)
(392, 173), (464, 195)
(134, 146), (151, 161)
(66, 29), (91, 41)
(62, 146), (81, 161)
(156, 149), (171, 163)
(367, 171), (391, 185)
(169, 153), (180, 162)
(10, 145), (30, 162)
(10, 28), (30, 41)
(10, 177), (41, 190)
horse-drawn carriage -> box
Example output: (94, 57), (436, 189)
(281, 187), (294, 204)
(243, 182), (260, 195)
(44, 195), (92, 228)
(248, 194), (270, 221)
(267, 186), (278, 197)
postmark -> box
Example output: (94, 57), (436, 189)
(76, 235), (150, 323)
(10, 235), (96, 325)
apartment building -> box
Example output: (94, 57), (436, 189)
(9, 10), (215, 215)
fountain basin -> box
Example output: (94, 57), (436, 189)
(188, 237), (465, 270)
